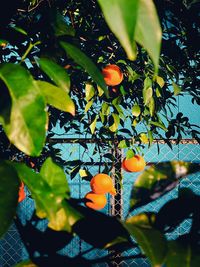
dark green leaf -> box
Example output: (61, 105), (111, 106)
(0, 63), (47, 156)
(37, 58), (70, 94)
(130, 161), (200, 210)
(98, 0), (139, 60)
(70, 201), (129, 248)
(125, 215), (166, 267)
(135, 0), (162, 72)
(0, 161), (19, 238)
(60, 42), (108, 98)
(36, 81), (75, 115)
(52, 11), (75, 37)
(166, 241), (200, 267)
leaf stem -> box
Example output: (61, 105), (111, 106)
(21, 41), (41, 63)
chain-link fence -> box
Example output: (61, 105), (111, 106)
(0, 140), (200, 267)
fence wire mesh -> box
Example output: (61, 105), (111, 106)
(0, 140), (200, 267)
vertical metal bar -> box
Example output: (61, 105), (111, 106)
(109, 141), (123, 266)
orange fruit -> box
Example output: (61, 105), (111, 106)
(102, 64), (123, 86)
(90, 173), (116, 195)
(122, 155), (146, 172)
(84, 191), (107, 210)
(18, 182), (26, 203)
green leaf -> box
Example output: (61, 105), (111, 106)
(126, 149), (135, 159)
(0, 162), (19, 238)
(12, 163), (82, 232)
(98, 0), (139, 60)
(40, 157), (70, 198)
(37, 58), (70, 94)
(172, 82), (182, 96)
(10, 25), (27, 35)
(148, 97), (155, 117)
(90, 115), (98, 134)
(135, 0), (162, 72)
(125, 215), (166, 267)
(85, 83), (95, 101)
(166, 241), (200, 267)
(0, 63), (47, 156)
(132, 104), (141, 117)
(36, 81), (75, 115)
(101, 102), (110, 115)
(118, 140), (128, 149)
(60, 42), (108, 98)
(109, 113), (120, 132)
(149, 121), (167, 131)
(15, 260), (38, 267)
(130, 161), (200, 210)
(85, 100), (94, 113)
(147, 130), (153, 146)
(143, 87), (153, 106)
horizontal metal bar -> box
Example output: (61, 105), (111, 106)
(48, 138), (199, 144)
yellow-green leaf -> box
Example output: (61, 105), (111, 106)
(90, 116), (98, 134)
(135, 0), (162, 72)
(36, 81), (75, 115)
(132, 104), (141, 117)
(98, 0), (139, 60)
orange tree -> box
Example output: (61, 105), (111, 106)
(0, 0), (200, 266)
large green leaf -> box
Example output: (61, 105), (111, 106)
(60, 42), (109, 98)
(97, 0), (139, 60)
(12, 163), (81, 232)
(166, 241), (200, 267)
(125, 214), (167, 267)
(40, 157), (70, 198)
(37, 58), (70, 93)
(130, 161), (200, 210)
(36, 81), (75, 115)
(0, 63), (47, 156)
(135, 0), (162, 72)
(0, 161), (19, 238)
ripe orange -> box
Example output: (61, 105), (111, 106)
(90, 173), (116, 195)
(102, 64), (123, 86)
(18, 182), (26, 203)
(122, 155), (146, 172)
(84, 191), (107, 210)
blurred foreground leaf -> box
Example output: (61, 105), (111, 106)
(130, 161), (200, 210)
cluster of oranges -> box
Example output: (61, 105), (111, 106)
(84, 155), (146, 211)
(84, 173), (116, 210)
